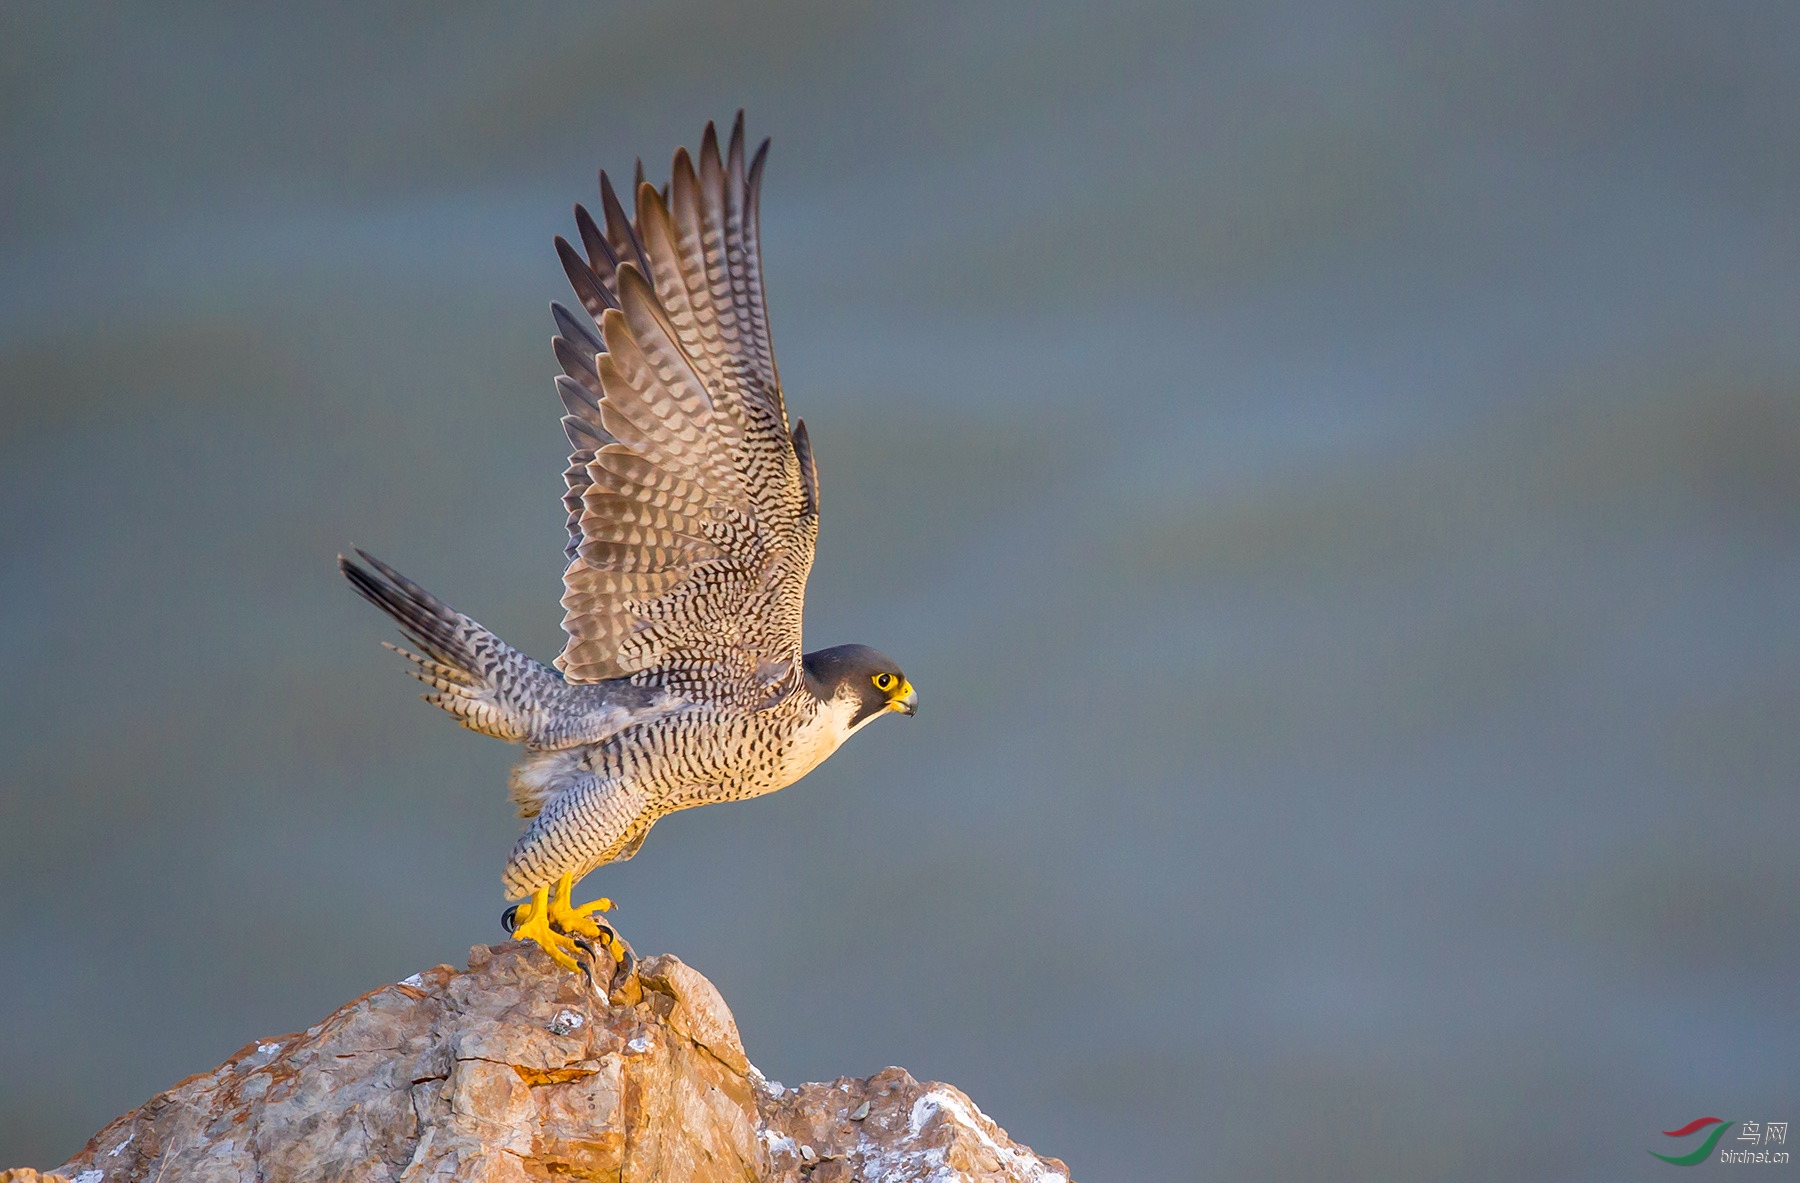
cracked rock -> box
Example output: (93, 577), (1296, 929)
(32, 944), (1069, 1183)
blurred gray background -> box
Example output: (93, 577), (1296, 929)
(3, 3), (1797, 1179)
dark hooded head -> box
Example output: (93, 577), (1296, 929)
(802, 643), (917, 726)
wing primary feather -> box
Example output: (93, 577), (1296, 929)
(600, 169), (652, 277)
(743, 136), (779, 394)
(552, 336), (604, 400)
(792, 418), (818, 517)
(563, 413), (607, 451)
(728, 113), (745, 186)
(556, 236), (619, 318)
(551, 301), (606, 359)
(555, 374), (605, 423)
(700, 121), (720, 177)
(748, 138), (771, 193)
(624, 153), (669, 209)
(573, 203), (619, 283)
(670, 146), (699, 228)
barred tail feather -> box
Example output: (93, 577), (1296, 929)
(340, 548), (541, 742)
(341, 548), (681, 751)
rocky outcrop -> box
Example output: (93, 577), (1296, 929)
(34, 943), (1070, 1183)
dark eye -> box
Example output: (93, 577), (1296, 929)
(874, 673), (894, 691)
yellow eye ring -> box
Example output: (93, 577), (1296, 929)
(874, 673), (895, 692)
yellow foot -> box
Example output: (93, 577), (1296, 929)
(546, 873), (627, 962)
(508, 886), (584, 972)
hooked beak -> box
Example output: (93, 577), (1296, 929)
(888, 678), (918, 717)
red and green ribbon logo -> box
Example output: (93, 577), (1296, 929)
(1650, 1117), (1735, 1165)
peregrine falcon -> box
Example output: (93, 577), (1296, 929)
(341, 115), (916, 971)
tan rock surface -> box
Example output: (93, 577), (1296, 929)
(39, 943), (1070, 1183)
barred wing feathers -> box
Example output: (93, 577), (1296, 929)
(551, 116), (819, 703)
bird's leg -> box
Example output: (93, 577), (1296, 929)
(507, 885), (584, 972)
(546, 873), (626, 963)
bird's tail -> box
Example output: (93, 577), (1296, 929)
(339, 548), (549, 743)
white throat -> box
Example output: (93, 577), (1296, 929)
(777, 687), (881, 787)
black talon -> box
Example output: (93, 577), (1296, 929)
(500, 904), (521, 934)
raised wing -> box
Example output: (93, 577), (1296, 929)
(550, 115), (820, 704)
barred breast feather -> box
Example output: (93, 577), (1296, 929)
(500, 687), (849, 897)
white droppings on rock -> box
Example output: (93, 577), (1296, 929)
(256, 1042), (282, 1056)
(907, 1089), (1069, 1183)
(853, 1138), (950, 1183)
(760, 1129), (798, 1158)
(107, 1133), (133, 1156)
(400, 972), (426, 989)
(625, 1034), (652, 1054)
(74, 1171), (104, 1183)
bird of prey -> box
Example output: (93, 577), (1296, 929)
(341, 115), (916, 972)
